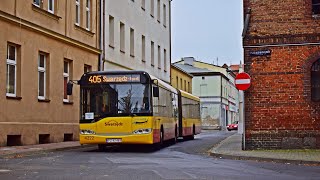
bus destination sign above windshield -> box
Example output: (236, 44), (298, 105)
(88, 74), (141, 84)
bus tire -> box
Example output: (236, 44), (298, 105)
(184, 125), (195, 140)
(190, 125), (195, 140)
(171, 125), (178, 144)
(155, 127), (164, 150)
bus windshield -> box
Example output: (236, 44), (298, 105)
(80, 83), (151, 121)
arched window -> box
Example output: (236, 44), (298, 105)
(311, 59), (320, 101)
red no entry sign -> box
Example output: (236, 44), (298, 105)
(235, 72), (251, 91)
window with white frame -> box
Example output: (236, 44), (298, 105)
(48, 0), (54, 14)
(63, 60), (70, 102)
(33, 0), (41, 7)
(76, 0), (80, 25)
(38, 53), (46, 100)
(6, 44), (17, 96)
(86, 0), (90, 30)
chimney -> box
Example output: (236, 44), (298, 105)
(183, 57), (195, 66)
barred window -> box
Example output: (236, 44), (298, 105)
(311, 59), (320, 101)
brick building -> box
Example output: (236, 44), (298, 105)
(243, 0), (320, 149)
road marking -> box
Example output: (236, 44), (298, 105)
(0, 169), (11, 173)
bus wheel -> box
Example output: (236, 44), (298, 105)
(173, 126), (178, 143)
(154, 128), (164, 150)
(160, 128), (164, 145)
(190, 125), (195, 140)
(98, 144), (107, 151)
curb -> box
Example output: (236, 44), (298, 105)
(0, 144), (93, 159)
(209, 151), (320, 166)
(208, 134), (320, 166)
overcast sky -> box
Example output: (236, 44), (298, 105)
(171, 0), (243, 66)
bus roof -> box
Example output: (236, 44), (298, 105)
(179, 90), (200, 102)
(149, 74), (178, 94)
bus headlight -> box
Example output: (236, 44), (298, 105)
(80, 129), (96, 135)
(133, 128), (152, 134)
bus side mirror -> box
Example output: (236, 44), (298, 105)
(153, 86), (159, 97)
(67, 82), (73, 95)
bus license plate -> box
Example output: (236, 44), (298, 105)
(106, 138), (122, 143)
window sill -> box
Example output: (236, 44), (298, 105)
(109, 44), (115, 49)
(74, 24), (95, 36)
(63, 101), (74, 105)
(32, 4), (61, 21)
(6, 96), (22, 100)
(38, 99), (51, 103)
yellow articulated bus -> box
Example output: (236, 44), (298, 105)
(70, 71), (200, 150)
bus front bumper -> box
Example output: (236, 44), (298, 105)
(80, 133), (154, 145)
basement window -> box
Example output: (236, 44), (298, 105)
(64, 133), (73, 141)
(39, 134), (50, 144)
(311, 59), (320, 101)
(312, 0), (320, 15)
(7, 135), (22, 146)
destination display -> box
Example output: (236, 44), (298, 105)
(87, 74), (141, 84)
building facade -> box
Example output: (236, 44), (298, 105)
(0, 0), (100, 146)
(102, 0), (171, 82)
(243, 0), (320, 149)
(174, 57), (239, 130)
(170, 64), (193, 93)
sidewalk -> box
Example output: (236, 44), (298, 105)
(0, 141), (84, 158)
(209, 133), (320, 165)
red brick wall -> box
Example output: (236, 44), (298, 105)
(243, 0), (320, 149)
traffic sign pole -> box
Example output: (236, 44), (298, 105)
(235, 72), (251, 150)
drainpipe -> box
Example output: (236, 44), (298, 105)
(169, 0), (172, 77)
(242, 8), (251, 39)
(99, 0), (105, 71)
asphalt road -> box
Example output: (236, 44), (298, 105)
(0, 130), (320, 180)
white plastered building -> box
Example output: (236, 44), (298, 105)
(101, 0), (171, 83)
